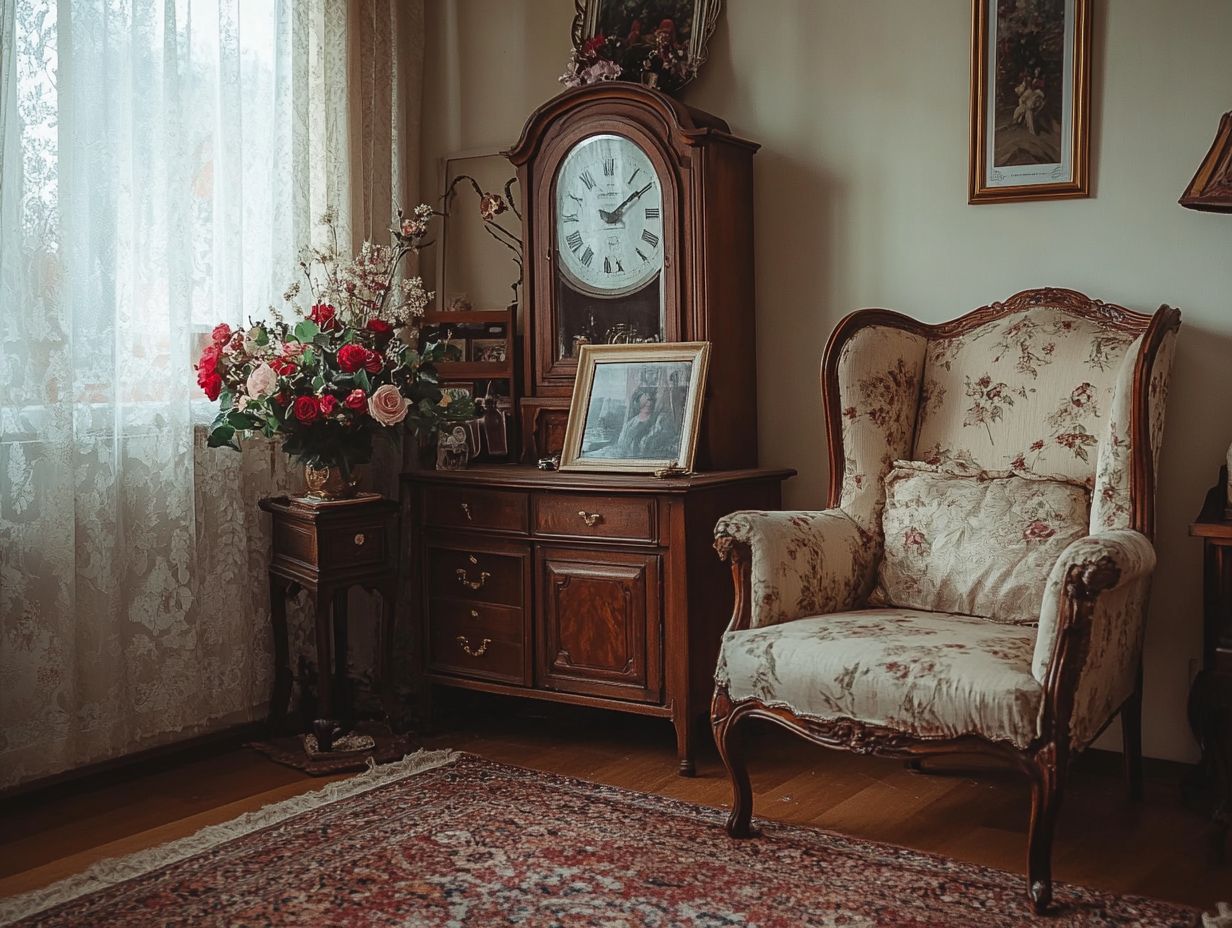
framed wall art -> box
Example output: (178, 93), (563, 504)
(969, 0), (1092, 203)
(559, 342), (710, 473)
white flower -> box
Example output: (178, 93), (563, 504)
(246, 362), (278, 399)
(368, 383), (410, 427)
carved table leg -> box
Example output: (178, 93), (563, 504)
(376, 581), (399, 729)
(314, 585), (335, 723)
(1189, 668), (1232, 860)
(673, 700), (695, 777)
(266, 574), (293, 732)
(332, 588), (350, 726)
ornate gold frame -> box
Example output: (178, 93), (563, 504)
(969, 0), (1092, 203)
(559, 342), (710, 474)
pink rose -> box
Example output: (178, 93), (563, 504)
(245, 362), (278, 398)
(1023, 520), (1056, 541)
(367, 383), (409, 427)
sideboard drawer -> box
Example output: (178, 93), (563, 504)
(427, 598), (526, 685)
(533, 493), (657, 543)
(425, 486), (528, 534)
(426, 544), (527, 608)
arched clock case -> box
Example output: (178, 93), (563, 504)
(506, 82), (760, 469)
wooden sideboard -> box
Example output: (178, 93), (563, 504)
(401, 465), (793, 774)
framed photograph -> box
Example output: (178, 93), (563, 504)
(440, 383), (475, 403)
(570, 0), (723, 90)
(560, 342), (710, 473)
(969, 0), (1092, 203)
(469, 338), (508, 363)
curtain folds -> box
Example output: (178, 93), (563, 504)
(0, 0), (422, 790)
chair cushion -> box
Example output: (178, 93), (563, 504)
(869, 461), (1089, 625)
(716, 608), (1042, 748)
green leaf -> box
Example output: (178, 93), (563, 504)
(226, 411), (258, 430)
(354, 369), (371, 392)
(312, 375), (326, 391)
(300, 346), (316, 366)
(293, 320), (321, 342)
(207, 424), (236, 449)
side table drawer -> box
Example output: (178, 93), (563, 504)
(427, 598), (526, 685)
(533, 493), (657, 543)
(317, 520), (388, 570)
(425, 486), (529, 534)
(426, 544), (527, 608)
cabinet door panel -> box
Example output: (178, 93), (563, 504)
(536, 548), (661, 703)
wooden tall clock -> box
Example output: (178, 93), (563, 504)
(505, 82), (759, 469)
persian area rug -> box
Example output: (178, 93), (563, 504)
(0, 752), (1201, 928)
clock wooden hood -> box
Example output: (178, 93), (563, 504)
(505, 82), (761, 471)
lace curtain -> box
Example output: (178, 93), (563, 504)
(0, 0), (422, 790)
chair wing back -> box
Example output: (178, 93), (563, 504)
(823, 290), (1180, 539)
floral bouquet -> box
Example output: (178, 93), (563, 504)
(559, 18), (691, 92)
(195, 206), (474, 498)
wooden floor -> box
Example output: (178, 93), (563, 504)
(1, 695), (1228, 910)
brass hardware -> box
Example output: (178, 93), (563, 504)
(577, 510), (603, 527)
(353, 533), (366, 546)
(460, 502), (472, 521)
(456, 635), (491, 657)
(456, 567), (491, 590)
(470, 609), (479, 618)
(468, 554), (478, 565)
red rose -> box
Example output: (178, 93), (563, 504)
(269, 357), (297, 377)
(198, 370), (222, 401)
(310, 303), (339, 330)
(292, 396), (319, 423)
(338, 343), (369, 373)
(274, 392), (289, 407)
(363, 349), (383, 374)
(345, 389), (367, 411)
(366, 318), (394, 338)
(318, 394), (338, 416)
(211, 323), (232, 345)
(197, 344), (222, 374)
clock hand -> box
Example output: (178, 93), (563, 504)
(600, 182), (654, 224)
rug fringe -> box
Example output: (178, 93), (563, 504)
(0, 748), (458, 926)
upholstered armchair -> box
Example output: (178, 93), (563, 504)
(711, 288), (1179, 913)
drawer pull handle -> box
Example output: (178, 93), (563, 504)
(460, 502), (472, 521)
(455, 568), (491, 590)
(456, 635), (491, 657)
(353, 533), (366, 546)
(578, 510), (603, 527)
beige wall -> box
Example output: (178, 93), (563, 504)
(421, 0), (1232, 762)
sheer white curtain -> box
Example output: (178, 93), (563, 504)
(0, 0), (419, 789)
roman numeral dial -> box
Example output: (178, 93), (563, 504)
(554, 133), (664, 296)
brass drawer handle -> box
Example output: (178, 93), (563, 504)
(353, 533), (366, 546)
(455, 567), (492, 590)
(460, 502), (472, 521)
(456, 635), (491, 657)
(578, 510), (603, 527)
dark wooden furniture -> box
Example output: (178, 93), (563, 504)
(712, 289), (1181, 914)
(402, 465), (792, 775)
(1189, 470), (1232, 852)
(505, 82), (759, 468)
(260, 496), (400, 730)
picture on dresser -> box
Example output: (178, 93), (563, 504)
(469, 338), (508, 363)
(969, 0), (1091, 202)
(560, 342), (709, 473)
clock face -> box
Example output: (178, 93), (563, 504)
(554, 134), (664, 297)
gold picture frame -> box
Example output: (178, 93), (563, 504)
(560, 342), (710, 474)
(969, 0), (1092, 204)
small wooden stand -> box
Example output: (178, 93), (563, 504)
(259, 495), (400, 732)
(1188, 468), (1232, 855)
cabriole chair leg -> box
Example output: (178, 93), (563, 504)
(1026, 751), (1065, 915)
(715, 711), (755, 839)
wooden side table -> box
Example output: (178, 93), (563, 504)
(1188, 468), (1232, 854)
(259, 495), (400, 731)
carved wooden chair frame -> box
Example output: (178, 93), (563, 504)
(710, 288), (1180, 914)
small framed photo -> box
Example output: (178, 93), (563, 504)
(440, 382), (475, 403)
(470, 338), (508, 363)
(969, 0), (1092, 203)
(560, 342), (710, 474)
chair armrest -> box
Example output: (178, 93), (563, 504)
(1032, 530), (1156, 750)
(713, 509), (876, 631)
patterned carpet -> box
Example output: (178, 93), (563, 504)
(0, 751), (1201, 927)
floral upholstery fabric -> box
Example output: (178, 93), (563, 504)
(1089, 340), (1139, 531)
(871, 462), (1090, 625)
(716, 608), (1042, 748)
(833, 324), (928, 531)
(714, 510), (875, 629)
(913, 307), (1138, 487)
(1030, 530), (1156, 748)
